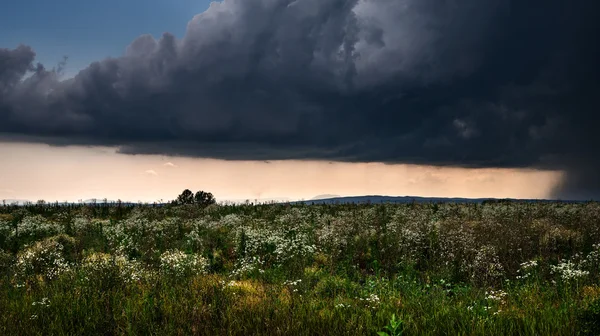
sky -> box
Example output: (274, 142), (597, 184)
(0, 142), (561, 203)
(1, 0), (598, 202)
(0, 0), (212, 78)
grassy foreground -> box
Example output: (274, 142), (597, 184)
(1, 201), (600, 335)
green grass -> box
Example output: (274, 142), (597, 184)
(0, 201), (599, 335)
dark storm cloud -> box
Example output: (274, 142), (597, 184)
(0, 0), (599, 199)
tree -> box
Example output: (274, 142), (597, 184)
(194, 191), (216, 207)
(176, 189), (195, 205)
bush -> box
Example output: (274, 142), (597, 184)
(0, 249), (14, 275)
(159, 249), (208, 278)
(579, 298), (600, 335)
(13, 234), (77, 283)
(80, 252), (150, 289)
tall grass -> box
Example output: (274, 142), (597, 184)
(1, 202), (599, 335)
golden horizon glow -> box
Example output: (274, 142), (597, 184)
(0, 142), (564, 203)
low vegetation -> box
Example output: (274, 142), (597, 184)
(1, 199), (599, 335)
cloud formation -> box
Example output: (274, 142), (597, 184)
(144, 169), (158, 176)
(0, 0), (599, 199)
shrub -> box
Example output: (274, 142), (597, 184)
(13, 234), (76, 283)
(578, 298), (600, 335)
(80, 252), (151, 288)
(469, 245), (505, 287)
(159, 249), (208, 278)
(0, 249), (14, 275)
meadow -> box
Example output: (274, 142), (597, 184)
(1, 201), (600, 335)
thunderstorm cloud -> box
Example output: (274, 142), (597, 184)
(0, 0), (598, 199)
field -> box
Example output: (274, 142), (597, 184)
(1, 201), (600, 335)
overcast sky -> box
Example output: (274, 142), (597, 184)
(1, 0), (598, 202)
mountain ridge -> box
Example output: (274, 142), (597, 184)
(293, 195), (585, 204)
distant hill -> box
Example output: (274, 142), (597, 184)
(292, 195), (583, 204)
(310, 194), (341, 200)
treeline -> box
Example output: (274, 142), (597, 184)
(0, 189), (216, 216)
(171, 189), (216, 206)
(1, 189), (215, 207)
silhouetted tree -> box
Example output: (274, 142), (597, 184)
(194, 191), (216, 207)
(177, 189), (195, 205)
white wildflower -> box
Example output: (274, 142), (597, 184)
(159, 249), (208, 277)
(550, 261), (589, 281)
